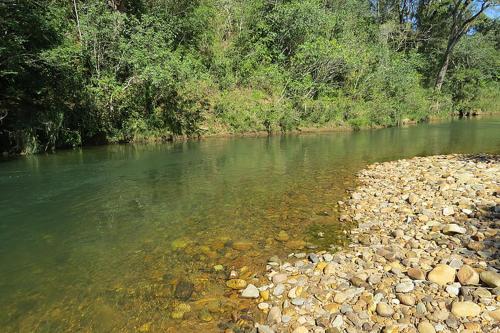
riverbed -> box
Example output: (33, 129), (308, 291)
(0, 116), (499, 332)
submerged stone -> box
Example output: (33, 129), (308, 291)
(285, 240), (306, 250)
(171, 238), (190, 250)
(174, 280), (194, 300)
(232, 241), (253, 251)
(226, 279), (247, 290)
(276, 230), (289, 242)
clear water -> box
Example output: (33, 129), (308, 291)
(0, 116), (499, 332)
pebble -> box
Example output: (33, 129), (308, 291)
(171, 303), (191, 319)
(457, 265), (479, 285)
(174, 280), (194, 300)
(323, 253), (333, 262)
(445, 283), (461, 297)
(407, 267), (426, 280)
(273, 284), (285, 296)
(418, 321), (436, 333)
(292, 326), (308, 333)
(442, 224), (466, 234)
(272, 273), (288, 284)
(249, 155), (499, 333)
(232, 241), (253, 251)
(331, 315), (343, 328)
(376, 302), (394, 317)
(451, 301), (481, 317)
(276, 230), (289, 242)
(489, 308), (500, 321)
(286, 240), (306, 250)
(241, 284), (259, 298)
(226, 279), (247, 290)
(442, 207), (455, 216)
(480, 270), (500, 288)
(291, 298), (305, 306)
(257, 325), (275, 333)
(267, 306), (281, 324)
(397, 294), (416, 306)
(198, 309), (213, 322)
(427, 264), (456, 285)
(258, 302), (269, 310)
(308, 253), (320, 263)
(395, 281), (414, 293)
(416, 302), (427, 315)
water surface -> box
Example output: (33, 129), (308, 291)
(1, 116), (499, 332)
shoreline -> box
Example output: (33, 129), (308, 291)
(3, 113), (499, 159)
(226, 154), (499, 333)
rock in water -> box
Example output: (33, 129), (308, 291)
(285, 240), (306, 250)
(275, 230), (289, 242)
(480, 270), (500, 288)
(451, 301), (481, 317)
(428, 264), (456, 285)
(232, 241), (253, 251)
(198, 309), (213, 322)
(241, 284), (259, 298)
(171, 303), (191, 319)
(174, 280), (194, 300)
(226, 279), (247, 290)
(457, 265), (479, 285)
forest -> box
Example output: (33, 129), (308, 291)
(0, 0), (499, 154)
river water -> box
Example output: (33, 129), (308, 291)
(0, 116), (499, 332)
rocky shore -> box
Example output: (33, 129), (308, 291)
(228, 154), (500, 333)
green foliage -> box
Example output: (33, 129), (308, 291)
(445, 31), (500, 114)
(0, 0), (498, 154)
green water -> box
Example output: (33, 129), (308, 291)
(0, 116), (499, 332)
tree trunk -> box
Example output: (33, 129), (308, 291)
(435, 50), (450, 91)
(72, 0), (82, 41)
(435, 37), (457, 91)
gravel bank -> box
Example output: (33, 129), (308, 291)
(235, 155), (500, 333)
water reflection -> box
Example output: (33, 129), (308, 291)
(0, 116), (499, 332)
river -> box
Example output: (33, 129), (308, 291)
(0, 116), (499, 332)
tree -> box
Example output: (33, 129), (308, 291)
(432, 0), (495, 91)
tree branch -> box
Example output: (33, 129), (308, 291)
(0, 110), (7, 123)
(462, 1), (490, 28)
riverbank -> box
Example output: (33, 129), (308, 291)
(4, 113), (499, 158)
(109, 113), (500, 144)
(228, 154), (499, 333)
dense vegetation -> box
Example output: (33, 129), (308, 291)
(1, 0), (499, 154)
